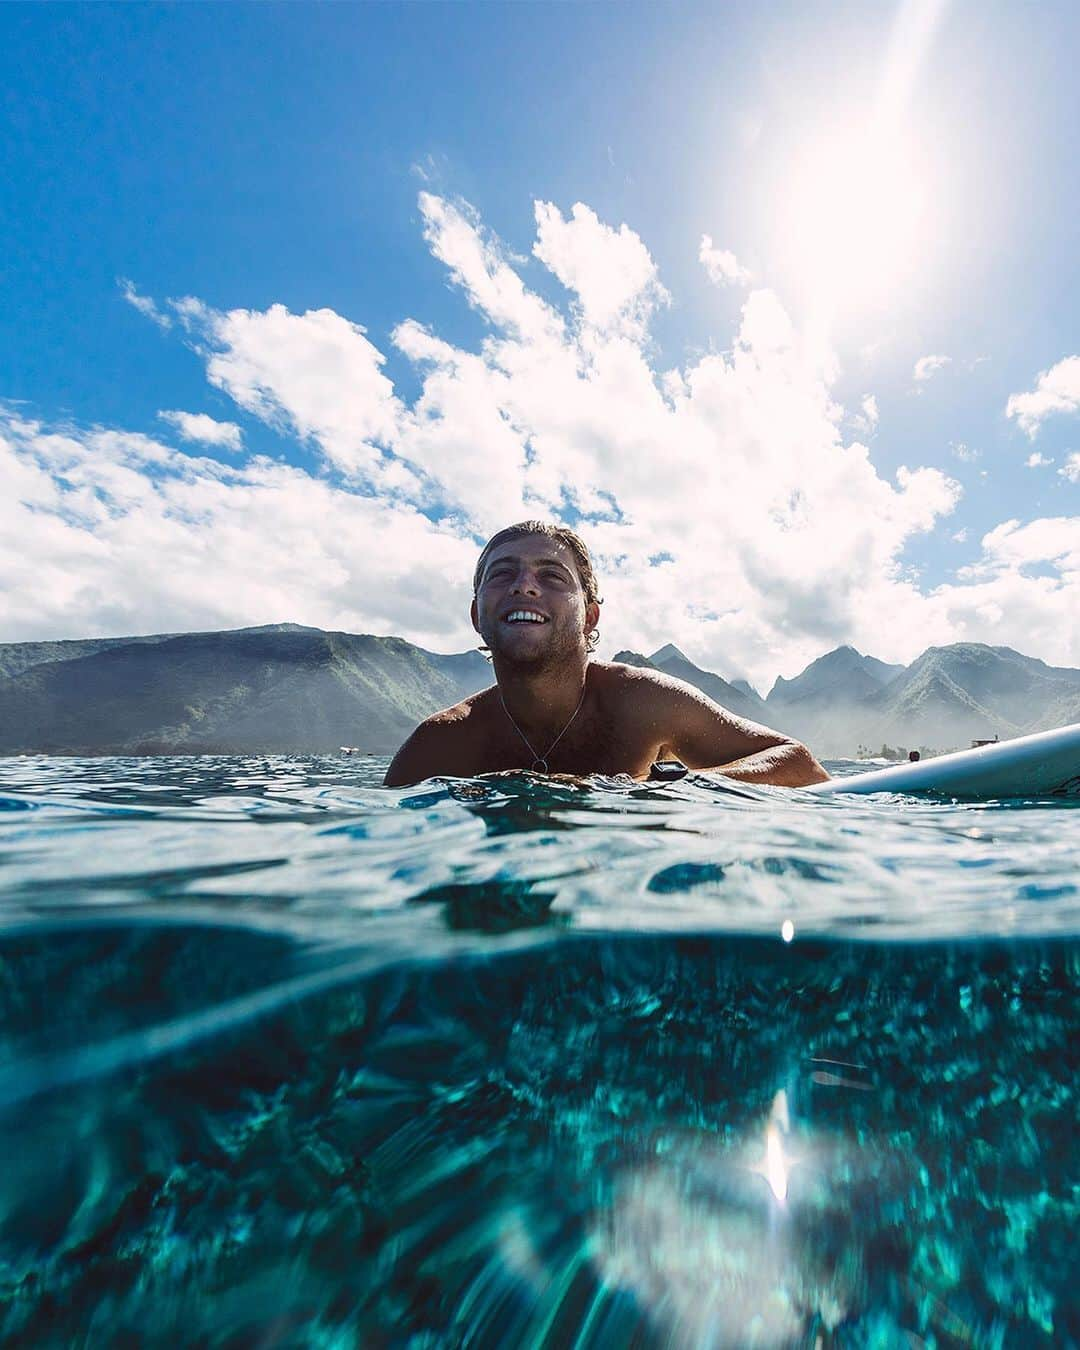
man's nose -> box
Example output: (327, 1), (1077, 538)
(510, 570), (541, 594)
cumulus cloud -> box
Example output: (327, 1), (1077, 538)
(1060, 453), (1080, 483)
(1006, 356), (1080, 438)
(1026, 451), (1052, 468)
(913, 353), (951, 381)
(8, 195), (1079, 684)
(959, 517), (1080, 576)
(698, 235), (750, 286)
(0, 410), (475, 648)
(172, 300), (412, 489)
(158, 410), (243, 451)
(418, 192), (561, 343)
(533, 201), (670, 334)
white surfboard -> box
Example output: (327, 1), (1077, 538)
(808, 722), (1080, 799)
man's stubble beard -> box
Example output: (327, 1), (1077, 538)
(485, 614), (587, 674)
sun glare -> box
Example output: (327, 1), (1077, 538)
(764, 0), (949, 328)
(780, 123), (927, 321)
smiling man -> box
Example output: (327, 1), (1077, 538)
(384, 521), (829, 788)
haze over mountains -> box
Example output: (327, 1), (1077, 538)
(812, 643), (1080, 751)
(616, 642), (1080, 756)
(0, 623), (1077, 758)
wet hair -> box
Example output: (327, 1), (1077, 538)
(473, 520), (602, 652)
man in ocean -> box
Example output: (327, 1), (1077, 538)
(384, 521), (829, 788)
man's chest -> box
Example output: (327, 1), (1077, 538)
(464, 708), (661, 778)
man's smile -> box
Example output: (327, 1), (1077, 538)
(501, 608), (549, 624)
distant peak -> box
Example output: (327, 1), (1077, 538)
(240, 622), (321, 634)
(649, 643), (689, 665)
(613, 650), (657, 669)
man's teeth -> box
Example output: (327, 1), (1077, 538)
(506, 611), (547, 623)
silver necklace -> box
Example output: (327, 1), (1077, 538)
(499, 684), (587, 773)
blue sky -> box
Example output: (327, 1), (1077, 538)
(2, 1), (1078, 686)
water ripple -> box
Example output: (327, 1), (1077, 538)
(0, 755), (1077, 942)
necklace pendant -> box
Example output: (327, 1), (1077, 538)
(499, 685), (585, 781)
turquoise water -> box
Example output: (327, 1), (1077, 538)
(0, 755), (1076, 1348)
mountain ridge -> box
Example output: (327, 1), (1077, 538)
(0, 625), (1076, 757)
(0, 626), (491, 756)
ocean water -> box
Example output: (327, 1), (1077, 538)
(0, 754), (1076, 1349)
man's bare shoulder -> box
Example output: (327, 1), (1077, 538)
(598, 659), (712, 707)
(599, 658), (776, 747)
(425, 686), (497, 727)
(383, 687), (496, 786)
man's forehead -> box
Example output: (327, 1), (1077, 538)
(483, 536), (576, 569)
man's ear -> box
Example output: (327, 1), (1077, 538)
(470, 597), (480, 634)
(584, 600), (600, 635)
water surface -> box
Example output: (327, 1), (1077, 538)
(0, 755), (1076, 1347)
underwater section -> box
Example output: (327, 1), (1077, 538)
(0, 924), (1075, 1348)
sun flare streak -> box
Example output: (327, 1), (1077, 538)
(775, 0), (950, 325)
(752, 1089), (793, 1203)
(764, 1121), (789, 1202)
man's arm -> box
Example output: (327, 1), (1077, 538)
(652, 678), (829, 787)
(383, 719), (454, 788)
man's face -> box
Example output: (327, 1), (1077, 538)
(471, 534), (599, 667)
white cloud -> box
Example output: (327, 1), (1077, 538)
(698, 235), (750, 287)
(958, 517), (1080, 578)
(0, 411), (475, 647)
(1026, 451), (1052, 468)
(418, 192), (561, 344)
(533, 201), (670, 334)
(913, 353), (951, 381)
(189, 302), (411, 487)
(9, 194), (1079, 686)
(920, 517), (1080, 664)
(848, 394), (878, 437)
(158, 410), (243, 451)
(118, 278), (171, 330)
(1007, 356), (1080, 438)
(951, 441), (979, 462)
(1060, 453), (1080, 483)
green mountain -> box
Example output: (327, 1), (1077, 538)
(859, 644), (1080, 752)
(764, 645), (906, 753)
(871, 660), (1017, 748)
(768, 645), (902, 708)
(0, 623), (316, 680)
(884, 644), (1080, 730)
(0, 626), (490, 755)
